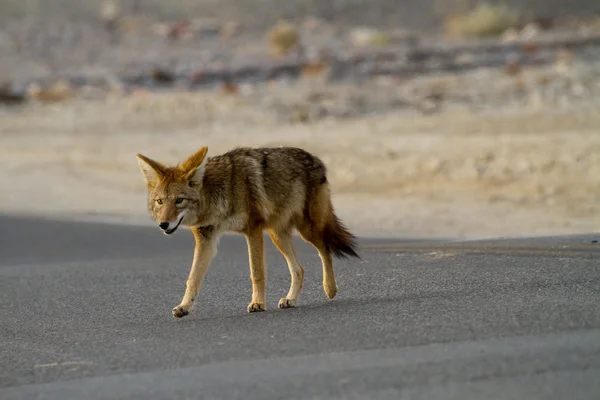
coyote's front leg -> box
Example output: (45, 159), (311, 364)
(172, 227), (217, 318)
(245, 227), (266, 313)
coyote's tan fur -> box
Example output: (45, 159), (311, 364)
(136, 146), (359, 318)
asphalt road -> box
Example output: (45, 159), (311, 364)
(0, 214), (599, 400)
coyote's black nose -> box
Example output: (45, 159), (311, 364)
(159, 222), (169, 230)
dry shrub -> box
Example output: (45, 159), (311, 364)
(300, 61), (329, 80)
(369, 32), (393, 47)
(444, 3), (519, 39)
(348, 27), (392, 48)
(268, 19), (299, 57)
(27, 80), (75, 104)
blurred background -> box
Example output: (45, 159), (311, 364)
(1, 0), (599, 239)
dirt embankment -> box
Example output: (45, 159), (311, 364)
(2, 68), (599, 238)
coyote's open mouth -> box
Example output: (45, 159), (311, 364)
(164, 216), (184, 235)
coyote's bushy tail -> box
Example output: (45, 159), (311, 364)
(323, 206), (360, 260)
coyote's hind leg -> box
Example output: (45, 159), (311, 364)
(269, 229), (305, 309)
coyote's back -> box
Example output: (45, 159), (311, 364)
(136, 146), (359, 318)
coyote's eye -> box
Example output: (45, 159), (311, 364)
(156, 199), (163, 205)
(175, 198), (185, 204)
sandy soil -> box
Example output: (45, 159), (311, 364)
(1, 69), (599, 239)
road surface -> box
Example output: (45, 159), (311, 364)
(0, 214), (599, 399)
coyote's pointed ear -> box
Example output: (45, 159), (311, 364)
(182, 146), (209, 186)
(136, 153), (165, 188)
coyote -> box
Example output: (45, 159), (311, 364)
(136, 146), (359, 318)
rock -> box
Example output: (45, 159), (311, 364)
(455, 52), (477, 65)
(504, 53), (522, 75)
(100, 0), (120, 34)
(289, 104), (311, 124)
(521, 41), (539, 55)
(0, 83), (28, 106)
(386, 150), (399, 160)
(100, 0), (120, 22)
(237, 83), (255, 96)
(220, 21), (240, 39)
(220, 79), (238, 95)
(152, 23), (170, 37)
(151, 68), (175, 84)
(504, 55), (522, 76)
(571, 83), (587, 97)
(554, 48), (574, 69)
(531, 17), (555, 31)
(390, 29), (420, 47)
(425, 158), (446, 175)
(501, 28), (520, 43)
(348, 27), (391, 48)
(535, 74), (552, 86)
(78, 85), (108, 100)
(167, 21), (193, 40)
(303, 16), (329, 32)
(190, 18), (222, 36)
(519, 23), (541, 40)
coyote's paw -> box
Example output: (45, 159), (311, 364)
(278, 298), (297, 309)
(247, 302), (266, 313)
(172, 305), (190, 318)
(324, 281), (338, 299)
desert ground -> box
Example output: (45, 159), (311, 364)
(1, 1), (599, 239)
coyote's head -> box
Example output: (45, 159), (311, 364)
(136, 147), (208, 235)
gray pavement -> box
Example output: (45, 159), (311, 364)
(0, 214), (599, 400)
